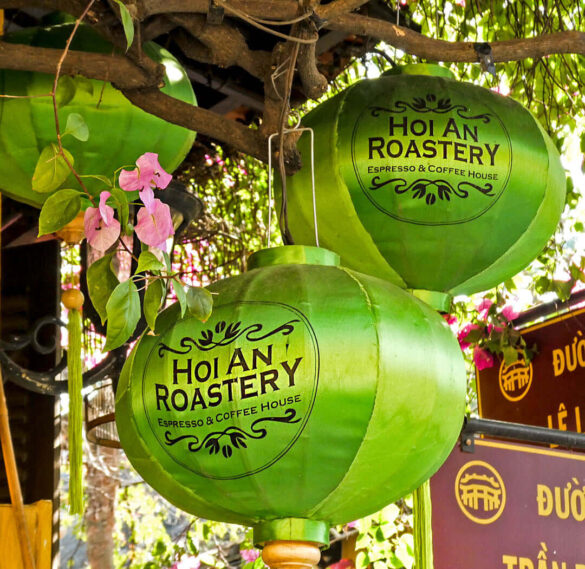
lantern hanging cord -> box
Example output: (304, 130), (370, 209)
(275, 40), (300, 245)
(268, 126), (319, 248)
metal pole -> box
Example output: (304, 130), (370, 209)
(461, 416), (585, 452)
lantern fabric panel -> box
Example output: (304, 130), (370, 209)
(116, 333), (255, 525)
(116, 246), (467, 542)
(283, 67), (565, 297)
(307, 275), (466, 521)
(451, 117), (566, 295)
(285, 97), (406, 288)
(0, 25), (196, 207)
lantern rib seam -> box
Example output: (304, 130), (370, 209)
(305, 267), (381, 520)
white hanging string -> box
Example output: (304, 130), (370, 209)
(267, 126), (319, 248)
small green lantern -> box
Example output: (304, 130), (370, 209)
(283, 65), (565, 305)
(116, 246), (466, 545)
(0, 24), (196, 207)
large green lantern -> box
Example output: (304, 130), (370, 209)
(116, 246), (466, 545)
(0, 25), (196, 207)
(283, 65), (565, 305)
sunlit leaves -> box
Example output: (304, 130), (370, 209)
(144, 279), (165, 330)
(38, 189), (81, 236)
(32, 143), (74, 193)
(112, 0), (135, 51)
(186, 286), (213, 322)
(64, 113), (90, 142)
(104, 279), (140, 350)
(87, 253), (119, 325)
(136, 251), (165, 273)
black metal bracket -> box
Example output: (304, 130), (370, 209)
(461, 416), (585, 453)
(0, 316), (127, 395)
(207, 0), (225, 25)
(473, 42), (496, 78)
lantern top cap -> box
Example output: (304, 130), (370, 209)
(383, 63), (455, 80)
(248, 246), (340, 270)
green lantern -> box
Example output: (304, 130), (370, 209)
(0, 24), (196, 207)
(116, 245), (466, 545)
(283, 65), (565, 306)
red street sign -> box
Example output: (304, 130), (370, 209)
(476, 307), (585, 433)
(431, 439), (585, 569)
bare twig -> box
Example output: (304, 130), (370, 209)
(51, 0), (97, 202)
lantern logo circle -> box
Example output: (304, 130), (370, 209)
(498, 356), (533, 401)
(139, 301), (320, 480)
(349, 78), (512, 226)
(455, 460), (506, 524)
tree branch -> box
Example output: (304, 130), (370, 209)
(297, 19), (328, 100)
(0, 41), (163, 88)
(121, 88), (269, 163)
(138, 0), (300, 21)
(318, 0), (369, 21)
(325, 14), (585, 62)
(168, 13), (272, 80)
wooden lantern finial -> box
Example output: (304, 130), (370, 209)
(262, 541), (321, 569)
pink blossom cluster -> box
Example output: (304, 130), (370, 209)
(84, 153), (175, 251)
(169, 556), (201, 569)
(454, 299), (519, 370)
(240, 549), (260, 563)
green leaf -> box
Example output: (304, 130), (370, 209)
(75, 75), (94, 96)
(80, 174), (112, 187)
(64, 113), (89, 142)
(56, 75), (76, 107)
(356, 551), (370, 569)
(137, 251), (165, 273)
(109, 186), (130, 231)
(186, 287), (213, 322)
(172, 278), (187, 317)
(553, 279), (574, 301)
(144, 279), (165, 331)
(113, 0), (135, 51)
(104, 279), (140, 350)
(162, 251), (172, 272)
(502, 345), (518, 365)
(32, 144), (74, 193)
(38, 189), (81, 236)
(87, 253), (120, 325)
(153, 539), (166, 556)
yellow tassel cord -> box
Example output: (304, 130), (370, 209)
(413, 479), (433, 569)
(62, 289), (85, 515)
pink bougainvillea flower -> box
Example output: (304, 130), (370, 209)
(457, 323), (481, 351)
(135, 198), (174, 249)
(84, 191), (120, 251)
(476, 298), (493, 320)
(487, 324), (504, 335)
(240, 549), (260, 564)
(443, 313), (458, 326)
(170, 556), (201, 569)
(119, 153), (172, 210)
(98, 191), (115, 225)
(473, 346), (495, 370)
(501, 305), (519, 321)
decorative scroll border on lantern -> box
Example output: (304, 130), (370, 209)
(140, 300), (321, 481)
(349, 90), (514, 226)
(163, 408), (301, 459)
(157, 319), (301, 354)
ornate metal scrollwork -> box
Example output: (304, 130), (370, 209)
(0, 316), (126, 395)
